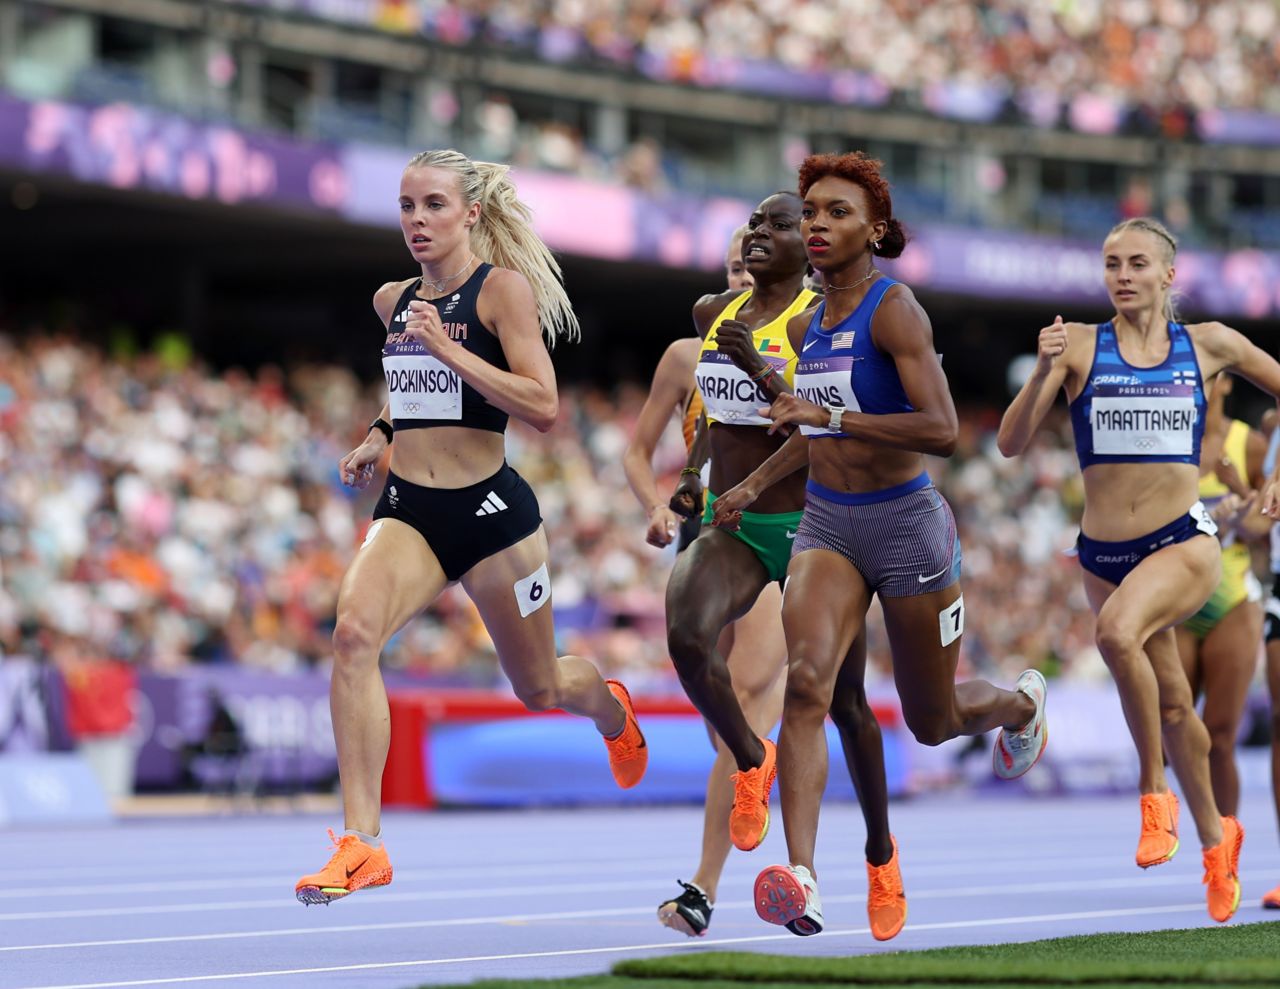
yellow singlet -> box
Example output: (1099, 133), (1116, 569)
(694, 288), (817, 427)
(1186, 419), (1257, 637)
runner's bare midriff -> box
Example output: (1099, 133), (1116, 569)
(1080, 461), (1200, 541)
(808, 436), (925, 496)
(390, 428), (505, 488)
(709, 422), (806, 513)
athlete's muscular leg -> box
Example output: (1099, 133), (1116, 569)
(685, 582), (787, 902)
(1174, 624), (1205, 700)
(778, 549), (870, 875)
(728, 582), (787, 731)
(331, 518), (448, 835)
(1145, 628), (1223, 846)
(879, 586), (1033, 746)
(462, 527), (623, 734)
(1266, 638), (1280, 841)
(727, 581), (787, 742)
(1084, 537), (1225, 847)
(1197, 602), (1263, 816)
(828, 631), (891, 866)
(666, 528), (774, 771)
(700, 624), (738, 750)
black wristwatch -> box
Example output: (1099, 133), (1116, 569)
(369, 417), (393, 443)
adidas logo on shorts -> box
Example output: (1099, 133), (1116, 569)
(475, 491), (508, 516)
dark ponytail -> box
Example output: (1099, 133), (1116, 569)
(874, 218), (908, 259)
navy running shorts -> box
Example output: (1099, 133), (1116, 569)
(1076, 502), (1217, 586)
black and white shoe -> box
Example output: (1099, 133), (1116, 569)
(658, 879), (713, 937)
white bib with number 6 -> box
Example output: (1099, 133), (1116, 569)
(514, 562), (551, 618)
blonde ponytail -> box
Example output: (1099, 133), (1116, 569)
(405, 149), (580, 346)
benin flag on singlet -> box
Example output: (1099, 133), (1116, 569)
(757, 338), (783, 354)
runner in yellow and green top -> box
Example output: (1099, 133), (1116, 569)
(693, 286), (817, 582)
(662, 191), (896, 939)
(1176, 372), (1270, 823)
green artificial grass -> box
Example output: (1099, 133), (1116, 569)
(469, 984), (1253, 989)
(613, 920), (1280, 984)
(446, 921), (1280, 988)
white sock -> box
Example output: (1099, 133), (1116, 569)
(345, 828), (381, 849)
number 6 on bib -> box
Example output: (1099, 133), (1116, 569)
(514, 562), (552, 618)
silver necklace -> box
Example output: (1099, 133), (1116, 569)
(420, 254), (475, 295)
(825, 267), (879, 292)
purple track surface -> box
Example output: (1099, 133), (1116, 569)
(5, 791), (1279, 989)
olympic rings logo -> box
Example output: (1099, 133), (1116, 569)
(1133, 437), (1156, 450)
(402, 402), (422, 413)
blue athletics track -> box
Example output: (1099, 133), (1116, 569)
(3, 790), (1278, 989)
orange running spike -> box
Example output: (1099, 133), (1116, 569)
(603, 679), (648, 789)
(295, 829), (392, 906)
(730, 737), (777, 851)
(1135, 791), (1180, 869)
(867, 836), (907, 941)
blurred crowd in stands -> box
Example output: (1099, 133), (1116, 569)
(0, 328), (1130, 697)
(55, 2), (1279, 249)
(370, 0), (1280, 118)
(440, 1), (1280, 245)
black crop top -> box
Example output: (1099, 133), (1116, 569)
(381, 263), (510, 434)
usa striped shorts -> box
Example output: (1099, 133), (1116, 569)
(791, 472), (962, 597)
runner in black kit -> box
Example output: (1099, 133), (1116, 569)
(295, 149), (647, 905)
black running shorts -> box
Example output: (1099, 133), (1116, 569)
(372, 462), (542, 581)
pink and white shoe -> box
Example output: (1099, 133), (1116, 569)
(754, 863), (824, 936)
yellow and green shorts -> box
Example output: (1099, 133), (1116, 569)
(1183, 543), (1261, 639)
(703, 492), (804, 584)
